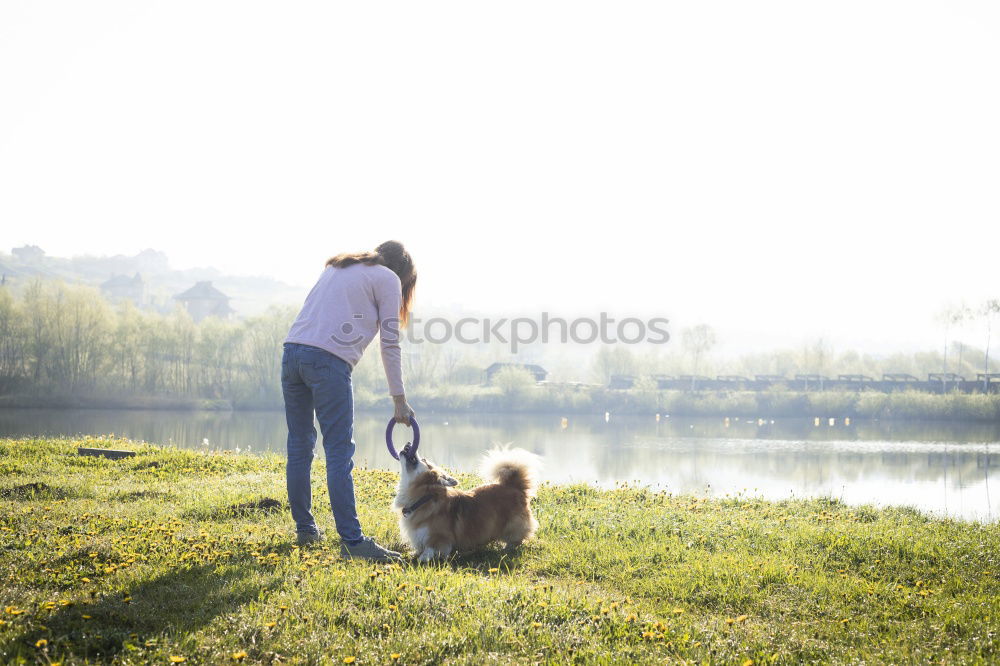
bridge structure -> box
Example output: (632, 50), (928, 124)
(607, 372), (1000, 393)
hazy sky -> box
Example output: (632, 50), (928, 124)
(2, 1), (998, 353)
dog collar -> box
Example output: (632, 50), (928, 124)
(401, 494), (434, 517)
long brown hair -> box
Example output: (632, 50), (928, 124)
(326, 240), (417, 327)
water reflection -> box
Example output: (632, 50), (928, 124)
(1, 409), (996, 521)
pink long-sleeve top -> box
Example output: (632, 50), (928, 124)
(284, 263), (404, 396)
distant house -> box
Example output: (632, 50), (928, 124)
(101, 273), (145, 306)
(485, 362), (548, 384)
(11, 245), (45, 263)
(608, 374), (635, 389)
(174, 281), (234, 322)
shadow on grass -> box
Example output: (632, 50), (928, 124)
(181, 496), (286, 522)
(0, 481), (72, 500)
(6, 559), (280, 662)
(433, 545), (530, 575)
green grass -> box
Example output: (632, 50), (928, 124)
(1, 437), (999, 665)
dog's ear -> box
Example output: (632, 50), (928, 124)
(438, 473), (458, 487)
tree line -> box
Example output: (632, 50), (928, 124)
(0, 281), (292, 404)
(1, 280), (997, 410)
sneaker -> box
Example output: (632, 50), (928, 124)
(296, 529), (323, 547)
(340, 536), (402, 562)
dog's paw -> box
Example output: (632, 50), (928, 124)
(415, 545), (453, 563)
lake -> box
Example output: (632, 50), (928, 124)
(1, 408), (997, 521)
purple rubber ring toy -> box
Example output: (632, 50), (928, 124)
(385, 416), (420, 461)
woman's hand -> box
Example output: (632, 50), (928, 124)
(392, 394), (415, 426)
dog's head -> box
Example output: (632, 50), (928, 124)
(398, 454), (458, 490)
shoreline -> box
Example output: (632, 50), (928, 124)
(2, 387), (1000, 423)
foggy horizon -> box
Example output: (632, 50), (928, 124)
(3, 1), (999, 356)
(1, 242), (991, 358)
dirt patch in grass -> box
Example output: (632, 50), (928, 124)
(185, 497), (285, 521)
(226, 497), (283, 516)
(112, 489), (172, 501)
(0, 481), (69, 500)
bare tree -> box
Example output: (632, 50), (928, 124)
(681, 324), (716, 377)
(0, 288), (26, 390)
(591, 346), (638, 384)
(936, 303), (972, 377)
(981, 299), (1000, 391)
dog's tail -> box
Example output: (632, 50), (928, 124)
(480, 447), (541, 497)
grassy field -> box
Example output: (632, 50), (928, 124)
(1, 438), (999, 665)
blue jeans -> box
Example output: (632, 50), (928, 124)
(281, 342), (363, 545)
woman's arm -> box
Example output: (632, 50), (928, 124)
(374, 270), (415, 425)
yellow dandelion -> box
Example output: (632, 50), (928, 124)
(726, 618), (735, 625)
(390, 655), (401, 661)
(35, 639), (48, 648)
(170, 657), (186, 663)
(232, 651), (248, 661)
(389, 604), (397, 611)
(672, 608), (684, 615)
(742, 660), (754, 666)
(538, 602), (548, 608)
(343, 657), (356, 664)
(532, 621), (542, 628)
(488, 568), (499, 573)
(279, 605), (289, 612)
(264, 621), (276, 628)
(82, 614), (92, 619)
(736, 614), (748, 623)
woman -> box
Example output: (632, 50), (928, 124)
(282, 240), (417, 561)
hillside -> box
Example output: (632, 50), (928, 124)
(0, 246), (305, 318)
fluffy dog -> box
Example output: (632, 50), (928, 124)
(393, 448), (540, 562)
